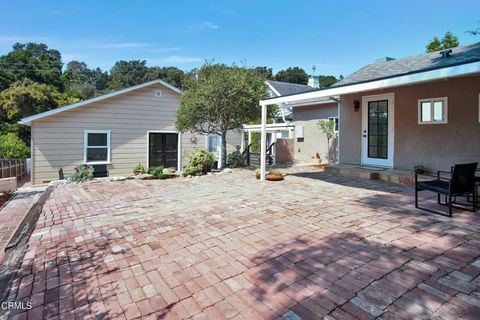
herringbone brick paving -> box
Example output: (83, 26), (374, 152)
(3, 169), (480, 319)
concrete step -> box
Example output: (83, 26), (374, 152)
(324, 165), (414, 186)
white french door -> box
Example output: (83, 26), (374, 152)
(361, 93), (394, 167)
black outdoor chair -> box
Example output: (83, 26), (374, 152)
(415, 162), (478, 217)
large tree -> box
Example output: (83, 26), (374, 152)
(319, 75), (338, 88)
(61, 60), (110, 99)
(175, 63), (272, 167)
(144, 66), (185, 89)
(274, 67), (308, 84)
(0, 79), (77, 143)
(426, 31), (459, 52)
(109, 60), (148, 90)
(0, 43), (63, 90)
(252, 66), (273, 80)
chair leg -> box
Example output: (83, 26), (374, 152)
(437, 192), (440, 204)
(449, 195), (453, 217)
(415, 187), (419, 208)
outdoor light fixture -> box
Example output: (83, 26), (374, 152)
(191, 136), (197, 144)
(353, 99), (360, 112)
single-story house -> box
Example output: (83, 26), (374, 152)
(258, 42), (480, 179)
(19, 80), (241, 184)
(243, 79), (339, 164)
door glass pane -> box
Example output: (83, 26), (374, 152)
(208, 135), (219, 153)
(149, 133), (178, 168)
(88, 133), (107, 146)
(368, 100), (388, 159)
(433, 101), (444, 121)
(86, 148), (108, 162)
(421, 102), (431, 122)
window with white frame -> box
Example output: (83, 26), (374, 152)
(418, 97), (448, 124)
(84, 130), (111, 164)
(328, 116), (339, 132)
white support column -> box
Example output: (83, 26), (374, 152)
(248, 130), (252, 146)
(240, 129), (245, 152)
(260, 103), (267, 181)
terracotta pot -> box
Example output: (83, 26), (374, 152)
(266, 174), (284, 181)
(256, 174), (261, 179)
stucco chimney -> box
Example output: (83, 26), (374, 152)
(308, 75), (320, 88)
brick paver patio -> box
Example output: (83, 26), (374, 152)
(3, 169), (480, 319)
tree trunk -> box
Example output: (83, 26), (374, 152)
(221, 132), (227, 168)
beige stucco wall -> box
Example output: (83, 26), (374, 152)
(339, 75), (480, 172)
(292, 103), (338, 164)
(31, 83), (241, 184)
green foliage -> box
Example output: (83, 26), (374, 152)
(69, 164), (94, 183)
(61, 60), (110, 99)
(414, 165), (425, 174)
(144, 67), (186, 89)
(133, 163), (146, 175)
(176, 63), (270, 167)
(252, 66), (273, 80)
(319, 75), (338, 88)
(426, 32), (460, 52)
(0, 133), (30, 158)
(317, 119), (336, 142)
(0, 43), (63, 90)
(0, 79), (73, 123)
(182, 165), (200, 177)
(227, 148), (245, 168)
(109, 60), (148, 90)
(147, 166), (166, 179)
(274, 67), (308, 84)
(186, 149), (215, 173)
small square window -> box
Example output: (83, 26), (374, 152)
(328, 117), (339, 132)
(418, 97), (447, 124)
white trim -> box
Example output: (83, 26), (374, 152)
(19, 79), (183, 125)
(328, 116), (339, 133)
(361, 93), (395, 168)
(205, 134), (222, 169)
(337, 102), (341, 163)
(417, 97), (448, 124)
(260, 104), (267, 181)
(260, 61), (480, 107)
(146, 130), (181, 171)
(84, 130), (111, 165)
(265, 81), (281, 97)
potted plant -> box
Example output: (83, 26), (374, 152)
(133, 163), (146, 176)
(255, 168), (261, 179)
(266, 169), (284, 181)
(414, 165), (425, 174)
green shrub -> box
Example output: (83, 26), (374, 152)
(68, 164), (94, 183)
(148, 166), (166, 179)
(182, 165), (200, 177)
(0, 133), (30, 159)
(133, 163), (146, 175)
(187, 149), (214, 173)
(227, 149), (245, 168)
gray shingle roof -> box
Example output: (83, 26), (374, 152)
(266, 80), (316, 96)
(335, 42), (480, 87)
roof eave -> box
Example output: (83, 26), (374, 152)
(260, 61), (480, 106)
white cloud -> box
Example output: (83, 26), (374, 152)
(200, 21), (220, 29)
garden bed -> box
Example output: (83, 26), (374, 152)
(0, 192), (14, 209)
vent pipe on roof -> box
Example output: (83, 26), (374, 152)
(375, 57), (396, 63)
(308, 75), (320, 88)
(440, 49), (453, 58)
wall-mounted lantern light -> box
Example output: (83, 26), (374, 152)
(353, 99), (360, 112)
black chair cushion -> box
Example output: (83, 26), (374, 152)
(417, 180), (449, 194)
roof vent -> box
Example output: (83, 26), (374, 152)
(439, 49), (453, 58)
(375, 57), (396, 63)
(154, 90), (162, 97)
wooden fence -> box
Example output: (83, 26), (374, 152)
(0, 159), (27, 179)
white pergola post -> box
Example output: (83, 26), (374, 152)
(240, 129), (245, 152)
(260, 103), (267, 181)
(248, 130), (252, 146)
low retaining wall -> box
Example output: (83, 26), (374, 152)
(0, 177), (16, 193)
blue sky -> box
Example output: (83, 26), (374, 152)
(1, 0), (479, 77)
